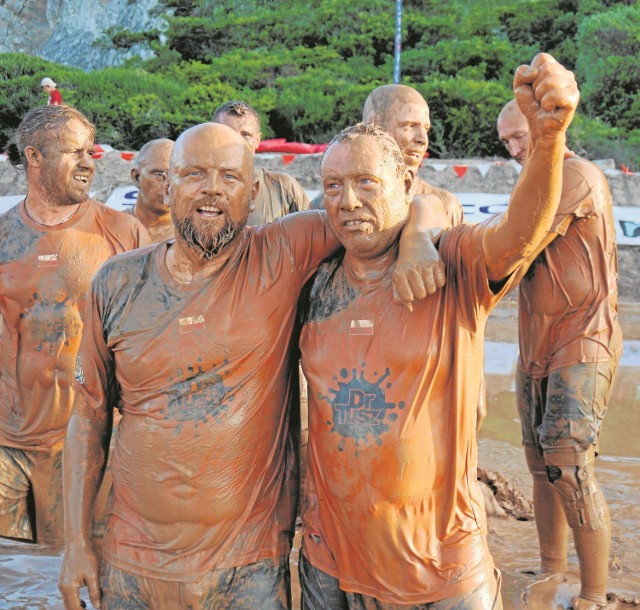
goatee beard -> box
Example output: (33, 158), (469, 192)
(173, 212), (242, 260)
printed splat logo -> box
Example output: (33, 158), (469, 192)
(164, 360), (233, 434)
(321, 366), (405, 451)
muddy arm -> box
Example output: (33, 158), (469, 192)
(483, 53), (579, 282)
(59, 395), (112, 610)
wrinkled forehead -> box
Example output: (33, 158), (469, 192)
(45, 118), (94, 148)
(322, 136), (394, 177)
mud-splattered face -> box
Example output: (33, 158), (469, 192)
(322, 137), (412, 261)
(214, 111), (262, 153)
(166, 124), (255, 259)
(380, 99), (430, 172)
(497, 108), (530, 167)
(37, 118), (95, 206)
(133, 141), (173, 215)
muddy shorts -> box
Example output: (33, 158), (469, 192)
(299, 553), (503, 609)
(0, 445), (63, 543)
(100, 555), (291, 610)
(516, 360), (618, 454)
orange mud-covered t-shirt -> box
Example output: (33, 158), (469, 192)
(74, 211), (337, 581)
(299, 221), (518, 604)
(517, 155), (622, 378)
(247, 168), (310, 225)
(0, 200), (147, 451)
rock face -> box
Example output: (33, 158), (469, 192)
(0, 0), (164, 70)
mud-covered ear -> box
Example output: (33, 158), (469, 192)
(163, 176), (171, 206)
(23, 145), (43, 168)
(404, 167), (415, 203)
(250, 178), (259, 209)
(130, 167), (141, 188)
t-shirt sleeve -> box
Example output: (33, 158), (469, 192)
(439, 221), (520, 329)
(73, 274), (120, 412)
(51, 90), (62, 105)
(133, 222), (153, 248)
(273, 210), (340, 283)
(285, 174), (310, 213)
(552, 159), (604, 235)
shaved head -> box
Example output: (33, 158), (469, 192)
(169, 122), (253, 178)
(496, 100), (530, 166)
(136, 138), (174, 167)
(167, 122), (256, 259)
(363, 85), (429, 125)
(497, 99), (525, 126)
(362, 85), (431, 172)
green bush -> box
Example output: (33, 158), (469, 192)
(0, 0), (637, 165)
(576, 5), (640, 131)
(0, 54), (83, 148)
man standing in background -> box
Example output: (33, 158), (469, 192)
(0, 105), (148, 546)
(497, 99), (622, 610)
(127, 138), (175, 243)
(363, 84), (463, 228)
(213, 100), (310, 224)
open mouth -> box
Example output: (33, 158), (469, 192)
(197, 204), (223, 218)
(343, 217), (374, 232)
(73, 175), (89, 185)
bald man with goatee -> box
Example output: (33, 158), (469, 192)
(58, 121), (443, 610)
(363, 84), (464, 229)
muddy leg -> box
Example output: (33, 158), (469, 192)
(524, 446), (568, 574)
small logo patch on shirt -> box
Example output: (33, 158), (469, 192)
(38, 254), (59, 268)
(350, 319), (374, 336)
(179, 315), (205, 334)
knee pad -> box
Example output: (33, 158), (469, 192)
(545, 449), (606, 531)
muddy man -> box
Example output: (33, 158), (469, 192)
(296, 53), (578, 609)
(498, 92), (622, 609)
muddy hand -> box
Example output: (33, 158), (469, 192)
(394, 194), (446, 310)
(513, 53), (579, 142)
(393, 229), (445, 310)
(59, 542), (101, 609)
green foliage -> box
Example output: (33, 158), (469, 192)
(417, 77), (511, 158)
(499, 0), (581, 67)
(569, 115), (640, 171)
(576, 5), (640, 132)
(0, 54), (83, 148)
(0, 0), (637, 167)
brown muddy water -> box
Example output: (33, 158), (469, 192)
(2, 303), (639, 609)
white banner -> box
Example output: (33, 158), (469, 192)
(1, 190), (639, 246)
